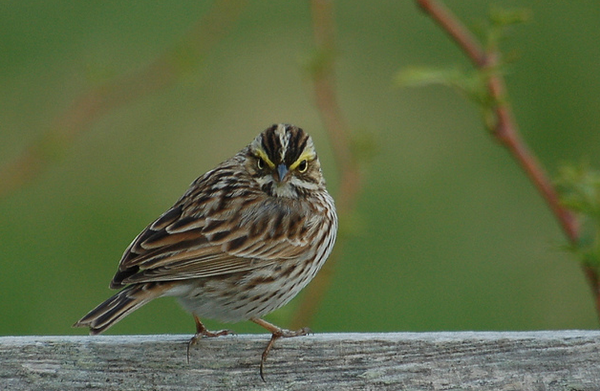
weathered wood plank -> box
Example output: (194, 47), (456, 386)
(1, 331), (599, 390)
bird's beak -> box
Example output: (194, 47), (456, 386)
(276, 164), (289, 182)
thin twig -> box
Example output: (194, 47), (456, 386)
(417, 0), (486, 66)
(290, 0), (362, 329)
(0, 0), (247, 200)
(415, 0), (600, 316)
(418, 0), (578, 243)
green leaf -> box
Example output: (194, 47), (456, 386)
(395, 66), (465, 88)
(555, 162), (600, 268)
(489, 7), (531, 28)
(395, 65), (494, 109)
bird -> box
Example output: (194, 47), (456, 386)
(74, 123), (338, 380)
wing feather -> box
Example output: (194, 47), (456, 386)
(110, 166), (313, 288)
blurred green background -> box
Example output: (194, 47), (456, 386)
(2, 1), (600, 336)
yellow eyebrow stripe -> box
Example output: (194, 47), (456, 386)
(255, 149), (275, 169)
(289, 150), (315, 170)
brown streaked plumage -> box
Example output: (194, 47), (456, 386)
(74, 123), (337, 380)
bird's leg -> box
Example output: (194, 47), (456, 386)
(187, 314), (232, 363)
(251, 317), (311, 381)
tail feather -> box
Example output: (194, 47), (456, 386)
(73, 283), (169, 334)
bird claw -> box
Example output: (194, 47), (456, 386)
(186, 317), (232, 364)
(259, 327), (311, 382)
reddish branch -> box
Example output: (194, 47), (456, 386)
(416, 0), (600, 316)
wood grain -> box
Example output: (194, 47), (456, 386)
(1, 331), (599, 390)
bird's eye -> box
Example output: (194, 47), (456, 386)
(256, 158), (265, 170)
(297, 159), (308, 173)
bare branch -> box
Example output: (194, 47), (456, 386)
(290, 0), (363, 329)
(415, 0), (600, 315)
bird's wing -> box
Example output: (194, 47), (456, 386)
(111, 190), (314, 288)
